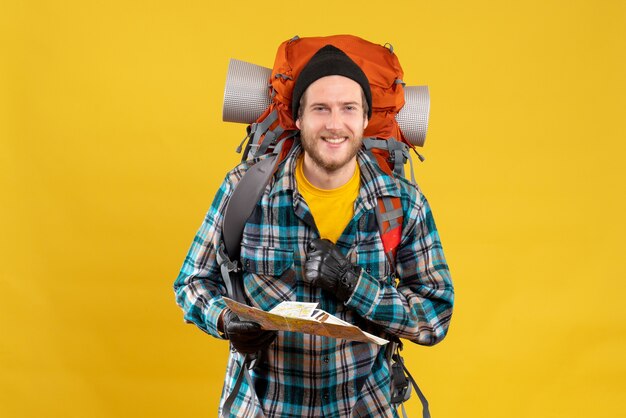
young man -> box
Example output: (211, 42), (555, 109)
(174, 44), (454, 417)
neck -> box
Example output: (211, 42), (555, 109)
(302, 154), (357, 190)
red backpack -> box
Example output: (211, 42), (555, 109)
(227, 35), (419, 268)
(244, 35), (407, 157)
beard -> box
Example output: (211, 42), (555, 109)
(299, 127), (364, 173)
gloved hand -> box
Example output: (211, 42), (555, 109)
(222, 309), (277, 354)
(304, 238), (362, 302)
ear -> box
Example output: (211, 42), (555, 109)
(363, 117), (369, 130)
(295, 118), (301, 130)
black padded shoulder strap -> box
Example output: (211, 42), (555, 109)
(222, 154), (279, 261)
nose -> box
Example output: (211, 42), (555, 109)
(324, 110), (342, 131)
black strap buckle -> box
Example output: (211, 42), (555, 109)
(390, 354), (412, 404)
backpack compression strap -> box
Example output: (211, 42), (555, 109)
(386, 337), (431, 418)
(362, 137), (412, 179)
(220, 354), (267, 418)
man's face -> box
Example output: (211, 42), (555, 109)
(296, 75), (369, 173)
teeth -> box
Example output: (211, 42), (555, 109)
(323, 137), (346, 144)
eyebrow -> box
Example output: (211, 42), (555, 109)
(308, 100), (361, 107)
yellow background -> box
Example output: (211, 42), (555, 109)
(1, 1), (624, 417)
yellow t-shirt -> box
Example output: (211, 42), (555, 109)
(295, 156), (360, 243)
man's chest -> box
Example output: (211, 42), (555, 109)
(239, 197), (394, 309)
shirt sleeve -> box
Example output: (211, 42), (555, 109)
(345, 190), (454, 346)
(173, 172), (238, 339)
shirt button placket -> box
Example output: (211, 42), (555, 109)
(321, 354), (331, 411)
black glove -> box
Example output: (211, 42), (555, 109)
(222, 309), (277, 354)
(304, 238), (362, 302)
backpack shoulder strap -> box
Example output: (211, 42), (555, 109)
(222, 155), (278, 261)
(218, 136), (291, 303)
(217, 155), (284, 418)
(217, 154), (279, 304)
(364, 142), (405, 269)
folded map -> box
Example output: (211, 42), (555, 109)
(223, 298), (388, 345)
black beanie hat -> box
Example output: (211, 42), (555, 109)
(292, 45), (372, 121)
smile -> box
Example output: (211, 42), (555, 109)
(322, 136), (348, 144)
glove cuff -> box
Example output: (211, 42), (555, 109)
(336, 264), (361, 302)
(221, 309), (236, 340)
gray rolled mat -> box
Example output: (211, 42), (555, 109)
(396, 86), (429, 147)
(222, 59), (272, 125)
(222, 58), (430, 147)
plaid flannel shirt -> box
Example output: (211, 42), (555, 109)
(174, 144), (454, 417)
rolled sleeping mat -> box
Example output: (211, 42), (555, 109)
(396, 86), (429, 147)
(223, 59), (273, 126)
(222, 59), (430, 147)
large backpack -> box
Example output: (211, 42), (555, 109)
(240, 35), (408, 160)
(217, 35), (431, 418)
(221, 34), (431, 270)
